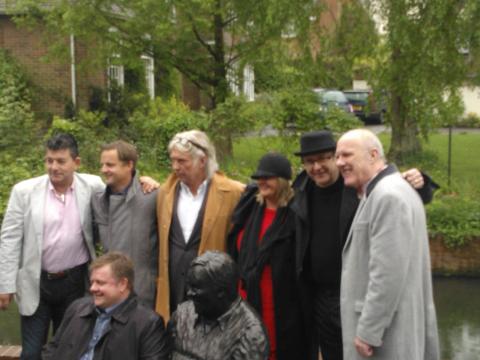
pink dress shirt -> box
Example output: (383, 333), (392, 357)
(42, 180), (89, 272)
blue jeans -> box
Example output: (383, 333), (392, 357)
(20, 264), (87, 360)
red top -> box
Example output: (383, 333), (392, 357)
(237, 207), (277, 360)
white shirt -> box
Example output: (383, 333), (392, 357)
(177, 180), (209, 243)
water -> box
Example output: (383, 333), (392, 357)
(434, 277), (480, 360)
(1, 278), (479, 359)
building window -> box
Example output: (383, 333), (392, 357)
(141, 55), (155, 99)
(243, 64), (255, 102)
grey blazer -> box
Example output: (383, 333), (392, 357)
(340, 166), (439, 360)
(0, 173), (104, 315)
(91, 173), (158, 308)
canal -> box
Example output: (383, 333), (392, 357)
(1, 277), (479, 359)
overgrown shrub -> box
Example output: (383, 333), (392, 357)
(427, 194), (480, 248)
(0, 50), (42, 222)
(456, 112), (480, 128)
(127, 97), (210, 175)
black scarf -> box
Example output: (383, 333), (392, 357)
(229, 183), (295, 313)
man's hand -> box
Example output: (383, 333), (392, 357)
(402, 168), (424, 189)
(354, 336), (373, 357)
(0, 293), (13, 310)
(139, 176), (160, 193)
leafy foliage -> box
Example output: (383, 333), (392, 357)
(0, 50), (43, 220)
(427, 195), (480, 248)
(370, 0), (480, 162)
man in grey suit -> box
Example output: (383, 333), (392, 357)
(91, 140), (158, 308)
(0, 133), (105, 360)
(335, 129), (439, 359)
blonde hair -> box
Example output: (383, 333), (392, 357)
(256, 177), (294, 207)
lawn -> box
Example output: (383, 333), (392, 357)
(230, 130), (480, 199)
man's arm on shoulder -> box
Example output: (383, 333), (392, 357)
(402, 168), (439, 204)
(0, 185), (25, 300)
(139, 313), (171, 360)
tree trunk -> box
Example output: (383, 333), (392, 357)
(388, 91), (422, 164)
(211, 0), (233, 162)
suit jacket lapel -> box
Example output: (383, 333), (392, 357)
(74, 174), (89, 228)
(201, 177), (223, 242)
(343, 196), (367, 254)
(31, 178), (48, 257)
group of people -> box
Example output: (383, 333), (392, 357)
(0, 128), (440, 360)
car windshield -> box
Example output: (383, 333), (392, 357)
(344, 92), (369, 101)
(322, 91), (347, 103)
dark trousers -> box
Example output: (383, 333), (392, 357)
(313, 287), (343, 360)
(20, 263), (87, 360)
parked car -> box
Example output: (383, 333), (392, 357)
(313, 88), (354, 114)
(343, 89), (385, 124)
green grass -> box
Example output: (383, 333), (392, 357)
(231, 131), (480, 199)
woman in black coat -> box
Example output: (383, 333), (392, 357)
(227, 153), (312, 360)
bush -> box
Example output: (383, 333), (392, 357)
(456, 113), (480, 128)
(0, 50), (42, 222)
(127, 97), (210, 175)
(427, 194), (480, 248)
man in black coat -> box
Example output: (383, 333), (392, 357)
(290, 130), (437, 360)
(42, 252), (170, 360)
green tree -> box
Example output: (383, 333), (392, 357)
(311, 0), (379, 89)
(14, 0), (321, 156)
(370, 0), (480, 163)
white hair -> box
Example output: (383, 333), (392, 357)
(340, 129), (385, 160)
(168, 130), (219, 179)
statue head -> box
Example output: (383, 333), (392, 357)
(186, 251), (239, 320)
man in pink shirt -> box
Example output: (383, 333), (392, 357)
(0, 133), (104, 360)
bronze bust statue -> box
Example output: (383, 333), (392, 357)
(169, 251), (269, 360)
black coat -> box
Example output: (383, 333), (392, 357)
(42, 294), (170, 360)
(290, 171), (357, 279)
(291, 169), (437, 277)
(227, 183), (310, 360)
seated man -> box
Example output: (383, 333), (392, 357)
(43, 252), (170, 360)
(169, 251), (269, 360)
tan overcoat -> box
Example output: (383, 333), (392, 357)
(155, 172), (244, 321)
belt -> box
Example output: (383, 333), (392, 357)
(42, 263), (87, 280)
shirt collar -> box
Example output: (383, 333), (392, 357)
(96, 297), (128, 317)
(106, 171), (135, 196)
(48, 177), (75, 192)
(179, 179), (209, 197)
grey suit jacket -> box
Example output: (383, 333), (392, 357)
(91, 173), (158, 308)
(340, 166), (439, 360)
(0, 173), (104, 315)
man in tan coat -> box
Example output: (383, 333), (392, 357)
(155, 130), (244, 320)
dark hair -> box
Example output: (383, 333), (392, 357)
(46, 133), (79, 158)
(101, 140), (138, 168)
(90, 252), (135, 290)
(189, 251), (239, 302)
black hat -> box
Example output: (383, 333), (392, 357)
(251, 153), (292, 180)
(294, 130), (336, 156)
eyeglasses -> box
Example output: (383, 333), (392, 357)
(302, 154), (334, 167)
(173, 136), (208, 154)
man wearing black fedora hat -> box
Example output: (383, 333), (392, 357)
(290, 130), (437, 360)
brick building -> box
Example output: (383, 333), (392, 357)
(0, 2), (108, 117)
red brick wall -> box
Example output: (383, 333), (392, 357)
(0, 15), (106, 117)
(430, 237), (480, 276)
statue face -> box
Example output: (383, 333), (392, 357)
(186, 266), (224, 320)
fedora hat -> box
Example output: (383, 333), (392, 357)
(294, 130), (336, 156)
(251, 153), (292, 180)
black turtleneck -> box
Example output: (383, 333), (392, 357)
(308, 175), (344, 288)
